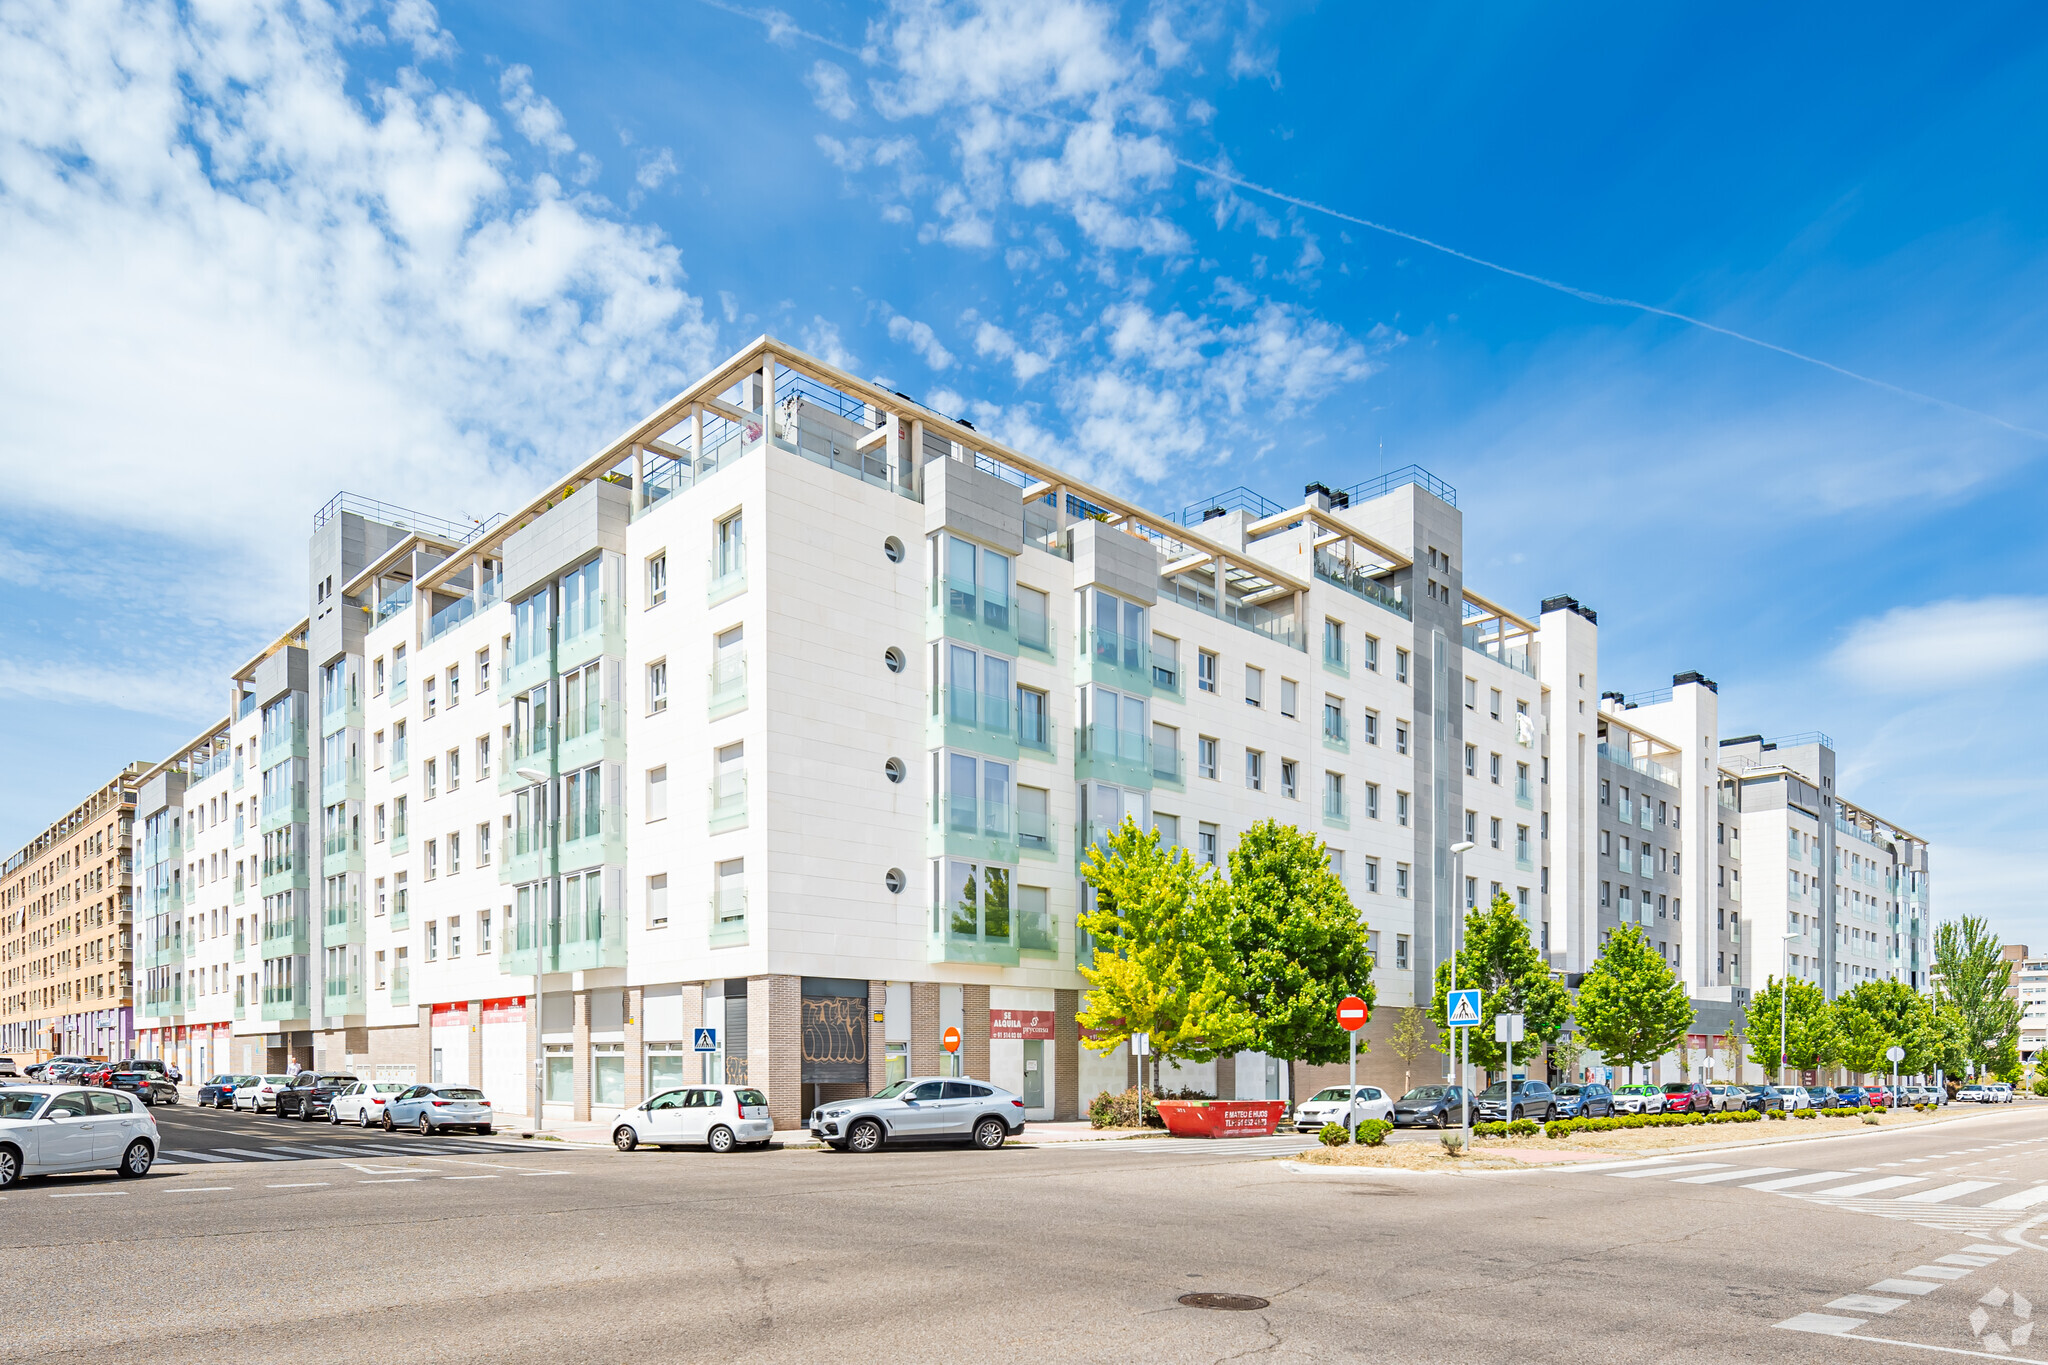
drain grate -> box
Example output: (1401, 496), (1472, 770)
(1178, 1292), (1270, 1311)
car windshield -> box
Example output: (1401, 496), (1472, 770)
(873, 1080), (918, 1100)
(436, 1087), (485, 1100)
(1554, 1086), (1581, 1097)
(1661, 1083), (1693, 1094)
(735, 1089), (768, 1107)
(1399, 1087), (1451, 1103)
(261, 1075), (290, 1085)
(372, 1082), (408, 1093)
(1308, 1088), (1355, 1102)
(0, 1092), (44, 1119)
(316, 1075), (356, 1086)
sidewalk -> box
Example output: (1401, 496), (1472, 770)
(504, 1117), (1188, 1149)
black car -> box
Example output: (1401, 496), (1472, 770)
(198, 1074), (251, 1108)
(1393, 1085), (1476, 1128)
(1740, 1085), (1789, 1113)
(1475, 1080), (1559, 1123)
(275, 1073), (360, 1121)
(107, 1069), (177, 1106)
(1805, 1085), (1841, 1108)
(1553, 1083), (1616, 1119)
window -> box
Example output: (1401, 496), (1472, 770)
(424, 675), (437, 717)
(647, 873), (669, 928)
(1362, 635), (1378, 672)
(426, 921), (439, 961)
(1396, 791), (1410, 827)
(373, 729), (385, 770)
(478, 822), (491, 867)
(1395, 648), (1409, 683)
(1245, 749), (1263, 791)
(1323, 698), (1345, 745)
(374, 950), (386, 989)
(940, 752), (1012, 840)
(1280, 760), (1297, 799)
(481, 908), (494, 953)
(647, 659), (668, 713)
(1394, 932), (1408, 967)
(394, 719), (408, 766)
(1149, 632), (1179, 689)
(1324, 772), (1345, 820)
(1280, 678), (1297, 718)
(1463, 676), (1477, 709)
(1153, 812), (1179, 848)
(1489, 687), (1502, 720)
(1464, 744), (1477, 776)
(448, 830), (461, 873)
(1198, 736), (1218, 780)
(373, 656), (385, 695)
(424, 758), (437, 799)
(1487, 753), (1500, 784)
(447, 665), (461, 708)
(374, 804), (386, 842)
(1396, 864), (1410, 898)
(1600, 830), (1611, 857)
(646, 766), (668, 821)
(477, 734), (491, 779)
(446, 747), (460, 790)
(1362, 710), (1379, 746)
(1363, 858), (1381, 894)
(1244, 665), (1263, 708)
(477, 647), (491, 694)
(1601, 779), (1611, 805)
(647, 552), (668, 605)
(1197, 649), (1217, 693)
(1365, 783), (1380, 819)
(1324, 618), (1344, 668)
(448, 915), (463, 958)
(715, 512), (745, 583)
(1395, 722), (1408, 755)
(425, 838), (438, 879)
(942, 535), (1016, 631)
(1017, 786), (1050, 851)
(1198, 822), (1219, 866)
(1489, 817), (1501, 849)
(374, 878), (386, 917)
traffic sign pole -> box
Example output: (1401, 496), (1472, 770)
(1336, 996), (1368, 1128)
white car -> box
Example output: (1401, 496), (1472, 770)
(614, 1085), (774, 1153)
(327, 1080), (412, 1127)
(1991, 1083), (2016, 1104)
(1610, 1085), (1667, 1114)
(233, 1074), (293, 1113)
(0, 1086), (160, 1188)
(1292, 1085), (1394, 1134)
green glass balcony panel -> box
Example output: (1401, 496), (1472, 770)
(928, 934), (1021, 967)
(260, 987), (308, 1022)
(1017, 909), (1058, 957)
(391, 908), (409, 931)
(1084, 628), (1153, 694)
(557, 702), (624, 775)
(557, 593), (625, 676)
(930, 685), (1022, 762)
(1075, 723), (1153, 788)
(1322, 729), (1349, 754)
(1323, 808), (1350, 831)
(709, 776), (748, 833)
(1151, 747), (1186, 790)
(707, 655), (747, 720)
(930, 577), (1016, 656)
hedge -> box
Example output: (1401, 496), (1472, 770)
(1542, 1110), (1763, 1139)
(1354, 1119), (1392, 1147)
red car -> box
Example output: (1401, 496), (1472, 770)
(1659, 1082), (1714, 1113)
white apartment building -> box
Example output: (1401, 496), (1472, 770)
(126, 336), (1932, 1120)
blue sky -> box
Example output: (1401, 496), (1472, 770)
(2, 2), (2044, 940)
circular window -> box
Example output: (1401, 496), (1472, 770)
(884, 536), (905, 564)
(885, 868), (906, 895)
(885, 757), (906, 784)
(883, 647), (906, 674)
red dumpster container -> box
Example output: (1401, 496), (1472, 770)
(1156, 1099), (1288, 1138)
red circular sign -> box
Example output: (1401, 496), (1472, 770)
(942, 1026), (962, 1054)
(1337, 996), (1369, 1031)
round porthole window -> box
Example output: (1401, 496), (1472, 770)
(885, 868), (906, 894)
(884, 647), (906, 674)
(884, 536), (905, 564)
(885, 757), (906, 784)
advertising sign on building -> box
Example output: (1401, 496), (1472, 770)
(989, 1009), (1055, 1040)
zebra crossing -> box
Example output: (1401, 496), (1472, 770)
(155, 1138), (535, 1168)
(1570, 1153), (2048, 1233)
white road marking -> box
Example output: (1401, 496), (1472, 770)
(1899, 1181), (2001, 1205)
(1868, 1279), (1944, 1296)
(161, 1187), (233, 1193)
(1901, 1265), (1973, 1281)
(1608, 1162), (1731, 1179)
(1980, 1186), (2048, 1212)
(162, 1150), (233, 1162)
(517, 1170), (569, 1176)
(49, 1191), (126, 1198)
(1776, 1313), (1865, 1335)
(1937, 1254), (2000, 1267)
(1673, 1166), (1792, 1185)
(443, 1175), (500, 1180)
(1962, 1245), (2019, 1256)
(1828, 1294), (1908, 1314)
(266, 1182), (329, 1189)
(210, 1148), (295, 1161)
(1743, 1171), (1855, 1191)
(357, 1178), (418, 1184)
(1815, 1176), (1928, 1198)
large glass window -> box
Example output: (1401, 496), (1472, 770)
(944, 536), (1012, 630)
(513, 587), (552, 667)
(592, 1043), (624, 1107)
(561, 558), (602, 641)
(563, 764), (603, 842)
(545, 1044), (573, 1104)
(946, 645), (1012, 733)
(1088, 686), (1147, 763)
(561, 662), (601, 739)
(1017, 786), (1050, 850)
(934, 859), (1011, 943)
(1091, 590), (1146, 671)
(942, 752), (1012, 837)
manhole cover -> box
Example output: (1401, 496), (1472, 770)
(1178, 1293), (1270, 1311)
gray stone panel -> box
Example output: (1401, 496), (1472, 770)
(253, 645), (308, 709)
(1068, 519), (1159, 604)
(503, 481), (631, 602)
(922, 457), (1024, 555)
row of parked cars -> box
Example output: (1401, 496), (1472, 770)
(5, 1057), (182, 1104)
(1291, 1076), (1966, 1132)
(194, 1073), (496, 1133)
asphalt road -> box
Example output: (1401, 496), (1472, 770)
(7, 1100), (2047, 1363)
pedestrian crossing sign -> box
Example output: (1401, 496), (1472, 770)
(1447, 990), (1481, 1027)
(693, 1028), (718, 1052)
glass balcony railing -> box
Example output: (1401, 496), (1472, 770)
(1312, 550), (1411, 619)
(1150, 656), (1182, 697)
(1323, 638), (1349, 676)
(1017, 598), (1053, 657)
(1322, 721), (1348, 753)
(1018, 903), (1057, 956)
(1516, 778), (1535, 808)
(1077, 723), (1151, 786)
(1151, 745), (1185, 787)
(1088, 628), (1149, 682)
(708, 653), (747, 719)
(932, 576), (1017, 654)
(709, 774), (748, 833)
(708, 551), (747, 605)
(390, 966), (410, 1008)
(374, 582), (413, 625)
(710, 887), (748, 947)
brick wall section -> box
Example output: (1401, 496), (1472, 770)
(571, 991), (591, 1122)
(1053, 988), (1080, 1120)
(868, 979), (889, 1093)
(759, 974), (801, 1132)
(680, 984), (703, 1084)
(623, 987), (644, 1106)
(465, 1001), (482, 1090)
(962, 983), (990, 1083)
(910, 982), (940, 1077)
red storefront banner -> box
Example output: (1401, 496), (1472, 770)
(430, 1003), (468, 1026)
(481, 997), (526, 1024)
(991, 1009), (1055, 1040)
(1078, 1015), (1123, 1042)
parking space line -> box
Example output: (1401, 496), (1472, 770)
(50, 1190), (127, 1197)
(517, 1170), (569, 1176)
(161, 1187), (233, 1193)
(266, 1182), (329, 1189)
(1776, 1313), (1864, 1335)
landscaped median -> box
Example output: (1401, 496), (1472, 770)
(1290, 1103), (1990, 1169)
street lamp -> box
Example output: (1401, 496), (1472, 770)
(516, 764), (553, 1133)
(1450, 840), (1476, 1141)
(1778, 930), (1800, 1089)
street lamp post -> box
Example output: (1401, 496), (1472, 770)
(516, 764), (555, 1133)
(1450, 840), (1475, 1146)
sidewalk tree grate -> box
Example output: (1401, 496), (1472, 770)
(1178, 1293), (1269, 1311)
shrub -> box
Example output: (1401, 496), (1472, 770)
(1441, 1132), (1466, 1156)
(1863, 1113), (1881, 1125)
(1545, 1120), (1569, 1139)
(1473, 1121), (1508, 1138)
(1087, 1087), (1162, 1129)
(1355, 1119), (1392, 1147)
(1318, 1122), (1350, 1147)
(1508, 1118), (1540, 1136)
(1765, 1108), (1788, 1121)
(1794, 1107), (1817, 1119)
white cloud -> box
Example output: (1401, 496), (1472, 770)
(801, 315), (858, 371)
(1832, 597), (2048, 693)
(635, 147), (677, 190)
(807, 59), (857, 120)
(887, 313), (955, 370)
(499, 64), (576, 156)
(973, 321), (1050, 382)
(388, 0), (456, 61)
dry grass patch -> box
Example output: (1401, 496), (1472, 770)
(1292, 1142), (1530, 1172)
(1479, 1107), (1964, 1155)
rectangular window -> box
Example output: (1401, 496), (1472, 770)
(1395, 648), (1409, 683)
(1017, 786), (1050, 851)
(646, 766), (668, 821)
(1489, 687), (1502, 720)
(1395, 932), (1409, 967)
(477, 821), (491, 867)
(426, 921), (438, 961)
(1148, 631), (1178, 689)
(1198, 736), (1218, 780)
(1395, 722), (1408, 755)
(647, 552), (668, 606)
(1323, 699), (1344, 744)
(448, 831), (461, 873)
(446, 747), (460, 790)
(1324, 772), (1344, 820)
(1324, 618), (1344, 667)
(647, 873), (669, 928)
(1280, 759), (1297, 799)
(373, 657), (385, 695)
(447, 915), (462, 958)
(477, 647), (491, 693)
(424, 675), (437, 717)
(1363, 858), (1381, 894)
(425, 838), (438, 879)
(1197, 649), (1217, 693)
(477, 734), (491, 779)
(647, 659), (668, 714)
(447, 665), (460, 708)
(1362, 636), (1378, 672)
(1364, 782), (1380, 819)
(1153, 812), (1179, 848)
(1396, 791), (1410, 827)
(1244, 665), (1263, 708)
(1396, 864), (1410, 898)
(373, 804), (386, 842)
(1489, 817), (1501, 849)
(1245, 749), (1263, 791)
(1280, 678), (1297, 718)
(1362, 710), (1379, 746)
(1198, 822), (1219, 866)
(1465, 744), (1477, 776)
(1463, 676), (1477, 709)
(481, 909), (494, 954)
(424, 758), (437, 799)
(715, 512), (745, 581)
(1489, 753), (1501, 784)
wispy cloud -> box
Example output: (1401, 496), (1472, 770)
(1832, 597), (2048, 694)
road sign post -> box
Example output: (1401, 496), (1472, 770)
(1886, 1044), (1905, 1110)
(1447, 990), (1481, 1147)
(1338, 996), (1369, 1126)
(1494, 1012), (1525, 1128)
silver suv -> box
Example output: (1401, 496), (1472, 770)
(810, 1076), (1026, 1153)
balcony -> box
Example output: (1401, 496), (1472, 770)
(1598, 742), (1678, 787)
(933, 684), (1022, 762)
(260, 983), (308, 1022)
(1150, 656), (1183, 698)
(1312, 550), (1411, 620)
(929, 893), (1022, 967)
(558, 806), (627, 872)
(1157, 574), (1303, 651)
(261, 916), (310, 958)
(557, 592), (625, 676)
(1017, 597), (1055, 658)
(1323, 800), (1349, 831)
(426, 576), (501, 645)
(708, 552), (747, 607)
(709, 888), (748, 948)
(1151, 745), (1186, 791)
(1323, 638), (1349, 677)
(709, 774), (748, 833)
(1016, 708), (1058, 762)
(501, 898), (628, 972)
(259, 717), (308, 768)
(558, 700), (624, 774)
(1018, 904), (1058, 958)
(324, 975), (366, 1014)
(931, 796), (1018, 866)
(374, 581), (413, 626)
(390, 967), (410, 1008)
(708, 653), (747, 720)
(321, 755), (364, 800)
(1085, 627), (1155, 695)
(392, 831), (409, 856)
(1516, 778), (1535, 809)
(1016, 814), (1058, 863)
(1076, 723), (1152, 788)
(932, 577), (1017, 656)
(1322, 722), (1349, 754)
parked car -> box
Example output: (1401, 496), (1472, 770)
(0, 1086), (160, 1188)
(120, 1058), (180, 1084)
(810, 1076), (1026, 1153)
(617, 1085), (777, 1152)
(273, 1073), (358, 1121)
(0, 1058), (16, 1078)
(1475, 1080), (1558, 1123)
(1703, 1084), (1750, 1113)
(1956, 1083), (1990, 1102)
(25, 1057), (90, 1081)
(1803, 1085), (1840, 1108)
(1737, 1085), (1788, 1113)
(1392, 1085), (1476, 1128)
(1610, 1084), (1665, 1115)
(106, 1070), (176, 1106)
(382, 1084), (495, 1135)
(328, 1080), (412, 1127)
(1835, 1086), (1877, 1107)
(1771, 1086), (1814, 1111)
(197, 1074), (249, 1108)
(233, 1075), (292, 1113)
(1551, 1083), (1616, 1119)
(1291, 1085), (1394, 1134)
(1660, 1082), (1714, 1114)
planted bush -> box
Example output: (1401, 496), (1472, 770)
(1318, 1122), (1351, 1147)
(1354, 1119), (1392, 1147)
(1087, 1088), (1162, 1129)
(1473, 1120), (1508, 1138)
(1793, 1107), (1818, 1119)
(1508, 1118), (1540, 1136)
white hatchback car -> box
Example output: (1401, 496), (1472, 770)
(328, 1080), (412, 1127)
(233, 1074), (293, 1113)
(614, 1086), (773, 1153)
(1292, 1085), (1394, 1134)
(0, 1086), (160, 1187)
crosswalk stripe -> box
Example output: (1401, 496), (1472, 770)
(162, 1149), (234, 1163)
(209, 1147), (297, 1161)
(1609, 1162), (1730, 1179)
(1898, 1181), (2001, 1205)
(1981, 1186), (2048, 1212)
(1743, 1170), (1854, 1191)
(1813, 1175), (1927, 1198)
(1673, 1167), (1793, 1185)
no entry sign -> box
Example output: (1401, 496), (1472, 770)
(1337, 996), (1369, 1031)
(942, 1026), (962, 1054)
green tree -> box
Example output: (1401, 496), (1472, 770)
(1386, 1009), (1437, 1094)
(1835, 979), (1938, 1076)
(1225, 820), (1377, 1100)
(1932, 916), (2023, 1074)
(1576, 927), (1692, 1082)
(1926, 1003), (1971, 1080)
(1741, 977), (1841, 1079)
(1076, 818), (1256, 1079)
(1428, 893), (1572, 1074)
(1549, 1029), (1586, 1084)
(1718, 1024), (1745, 1082)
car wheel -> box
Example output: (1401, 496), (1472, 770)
(478, 1126), (493, 1137)
(381, 1112), (396, 1132)
(328, 1107), (340, 1126)
(846, 1118), (883, 1153)
(360, 1109), (374, 1128)
(418, 1115), (434, 1137)
(707, 1125), (736, 1154)
(117, 1140), (154, 1178)
(0, 1146), (18, 1190)
(300, 1103), (315, 1122)
(1544, 1105), (1557, 1122)
(614, 1126), (639, 1152)
(973, 1117), (1008, 1151)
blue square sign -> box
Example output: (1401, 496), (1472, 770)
(693, 1027), (719, 1052)
(1446, 989), (1482, 1028)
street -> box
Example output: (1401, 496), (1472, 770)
(4, 1101), (2045, 1361)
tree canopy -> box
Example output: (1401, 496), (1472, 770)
(1428, 892), (1572, 1073)
(1741, 976), (1840, 1075)
(1932, 916), (2023, 1074)
(1225, 820), (1376, 1067)
(1835, 979), (1938, 1075)
(1575, 927), (1692, 1078)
